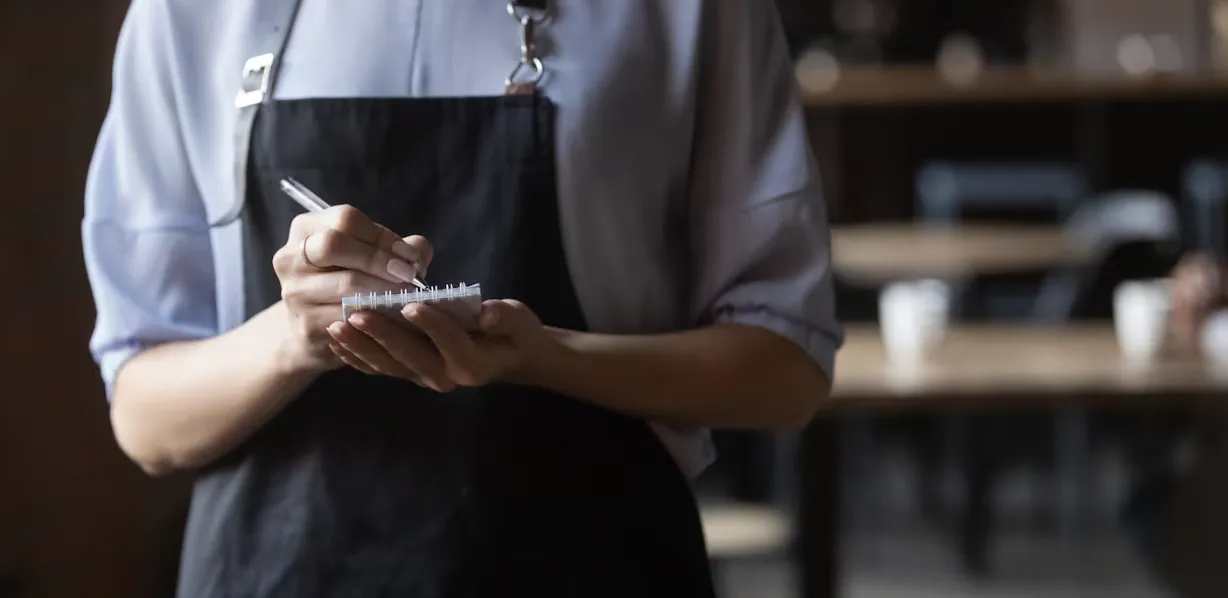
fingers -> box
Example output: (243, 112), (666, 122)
(291, 205), (411, 257)
(348, 312), (455, 392)
(303, 229), (420, 285)
(401, 304), (490, 388)
(283, 269), (399, 305)
(283, 205), (429, 275)
(401, 235), (434, 278)
(327, 321), (419, 380)
(328, 339), (378, 375)
(321, 205), (423, 266)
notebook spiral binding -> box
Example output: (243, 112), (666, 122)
(342, 283), (483, 330)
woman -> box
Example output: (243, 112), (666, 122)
(82, 1), (841, 596)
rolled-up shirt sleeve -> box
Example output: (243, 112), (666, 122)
(688, 0), (843, 381)
(82, 0), (217, 399)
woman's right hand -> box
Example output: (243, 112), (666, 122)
(272, 205), (434, 373)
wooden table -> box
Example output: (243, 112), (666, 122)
(833, 324), (1228, 407)
(832, 223), (1097, 284)
(796, 324), (1228, 598)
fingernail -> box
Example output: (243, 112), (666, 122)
(327, 322), (344, 337)
(391, 241), (419, 264)
(387, 258), (419, 284)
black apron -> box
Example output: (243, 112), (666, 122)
(177, 1), (715, 596)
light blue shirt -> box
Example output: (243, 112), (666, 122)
(82, 0), (843, 478)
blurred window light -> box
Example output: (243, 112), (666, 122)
(937, 32), (985, 85)
(1149, 34), (1184, 72)
(1215, 0), (1228, 37)
(795, 47), (842, 94)
(1116, 33), (1156, 76)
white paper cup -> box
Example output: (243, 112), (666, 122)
(1113, 278), (1171, 361)
(1200, 309), (1228, 362)
(879, 279), (951, 365)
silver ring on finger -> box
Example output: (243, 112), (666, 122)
(300, 234), (321, 269)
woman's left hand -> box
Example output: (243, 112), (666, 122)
(327, 299), (554, 392)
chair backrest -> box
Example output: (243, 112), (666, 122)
(1063, 190), (1182, 250)
(1064, 240), (1184, 319)
(1031, 191), (1181, 322)
(1033, 191), (1181, 321)
(916, 161), (1091, 223)
(1182, 158), (1228, 256)
(914, 161), (1092, 320)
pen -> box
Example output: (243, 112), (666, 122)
(280, 177), (428, 290)
(279, 177), (330, 213)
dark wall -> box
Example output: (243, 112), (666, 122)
(776, 0), (1036, 62)
(1, 2), (189, 597)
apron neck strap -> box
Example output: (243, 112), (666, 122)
(213, 0), (305, 228)
(504, 0), (550, 94)
(234, 0), (306, 109)
(215, 0), (548, 227)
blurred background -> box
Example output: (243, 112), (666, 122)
(5, 0), (1228, 597)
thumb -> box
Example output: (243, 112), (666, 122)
(479, 300), (538, 337)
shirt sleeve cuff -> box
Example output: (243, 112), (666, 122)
(96, 342), (147, 402)
(713, 306), (842, 385)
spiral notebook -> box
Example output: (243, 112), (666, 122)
(342, 283), (483, 330)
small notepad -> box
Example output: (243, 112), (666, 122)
(342, 283), (483, 330)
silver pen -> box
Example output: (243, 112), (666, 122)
(279, 177), (428, 290)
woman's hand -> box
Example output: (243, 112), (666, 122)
(274, 205), (433, 373)
(326, 299), (556, 392)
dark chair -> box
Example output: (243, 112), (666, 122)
(1033, 190), (1183, 322)
(916, 161), (1088, 223)
(887, 164), (1181, 576)
(1182, 158), (1228, 256)
(912, 162), (1093, 575)
(960, 191), (1181, 574)
(916, 161), (1089, 320)
(954, 238), (1183, 574)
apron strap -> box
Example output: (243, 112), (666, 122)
(214, 0), (542, 225)
(505, 0), (549, 95)
(211, 0), (306, 227)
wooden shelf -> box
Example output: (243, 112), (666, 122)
(801, 65), (1228, 106)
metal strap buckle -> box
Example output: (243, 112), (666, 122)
(506, 0), (549, 24)
(234, 53), (276, 108)
(505, 2), (548, 95)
